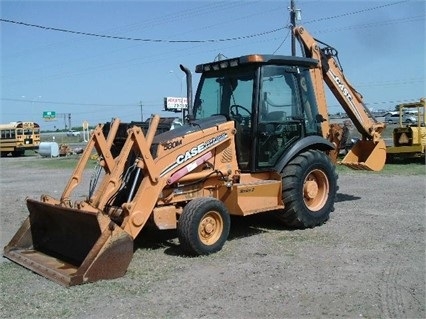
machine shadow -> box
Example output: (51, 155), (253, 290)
(335, 192), (361, 203)
(133, 212), (291, 257)
(134, 191), (361, 257)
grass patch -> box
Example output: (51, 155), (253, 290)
(41, 134), (83, 144)
(2, 155), (97, 170)
(31, 156), (95, 169)
(336, 159), (425, 175)
(379, 159), (425, 175)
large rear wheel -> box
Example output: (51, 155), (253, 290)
(277, 150), (337, 228)
(177, 197), (231, 256)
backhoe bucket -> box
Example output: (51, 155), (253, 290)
(3, 199), (134, 286)
(340, 139), (386, 171)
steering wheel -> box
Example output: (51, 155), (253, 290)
(230, 104), (252, 118)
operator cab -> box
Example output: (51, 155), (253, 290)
(192, 54), (321, 172)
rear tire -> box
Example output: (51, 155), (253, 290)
(178, 197), (231, 256)
(277, 150), (337, 228)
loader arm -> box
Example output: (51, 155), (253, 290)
(59, 120), (120, 206)
(294, 26), (386, 171)
(4, 114), (238, 286)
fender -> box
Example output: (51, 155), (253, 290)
(274, 135), (335, 173)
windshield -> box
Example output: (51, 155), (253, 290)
(193, 67), (255, 119)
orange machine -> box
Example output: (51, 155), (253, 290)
(4, 26), (386, 286)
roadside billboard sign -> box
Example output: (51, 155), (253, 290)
(164, 97), (187, 112)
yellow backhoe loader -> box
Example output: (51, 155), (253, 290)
(4, 26), (386, 286)
(386, 98), (426, 160)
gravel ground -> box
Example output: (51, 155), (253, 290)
(0, 156), (425, 319)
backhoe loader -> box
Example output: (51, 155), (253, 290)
(4, 26), (386, 286)
(386, 98), (426, 160)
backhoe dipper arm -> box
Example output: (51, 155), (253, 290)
(294, 26), (385, 142)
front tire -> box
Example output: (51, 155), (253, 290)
(178, 197), (231, 256)
(277, 150), (337, 228)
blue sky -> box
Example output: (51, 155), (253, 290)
(1, 0), (425, 130)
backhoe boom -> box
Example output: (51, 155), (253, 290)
(294, 26), (386, 171)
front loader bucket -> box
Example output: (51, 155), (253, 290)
(3, 199), (134, 286)
(340, 139), (387, 171)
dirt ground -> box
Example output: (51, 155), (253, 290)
(0, 156), (425, 319)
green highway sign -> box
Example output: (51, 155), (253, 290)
(43, 111), (56, 120)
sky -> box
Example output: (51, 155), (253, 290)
(1, 0), (425, 131)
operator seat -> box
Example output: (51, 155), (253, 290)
(258, 111), (286, 164)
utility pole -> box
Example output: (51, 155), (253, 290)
(68, 113), (71, 130)
(57, 113), (71, 130)
(290, 0), (296, 56)
(139, 101), (143, 122)
(289, 0), (301, 56)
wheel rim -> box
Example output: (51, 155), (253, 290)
(303, 169), (329, 212)
(198, 211), (224, 245)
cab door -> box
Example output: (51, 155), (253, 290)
(255, 66), (314, 170)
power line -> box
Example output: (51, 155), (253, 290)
(356, 78), (424, 88)
(5, 10), (422, 88)
(0, 1), (409, 44)
(314, 15), (424, 34)
(1, 97), (137, 107)
(272, 24), (291, 54)
(327, 98), (424, 110)
(0, 18), (284, 43)
(0, 2), (250, 61)
(303, 0), (410, 24)
(1, 1), (420, 105)
(3, 75), (423, 112)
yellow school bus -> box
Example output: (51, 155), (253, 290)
(0, 121), (41, 157)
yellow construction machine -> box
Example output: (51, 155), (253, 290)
(386, 98), (426, 161)
(4, 26), (386, 286)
